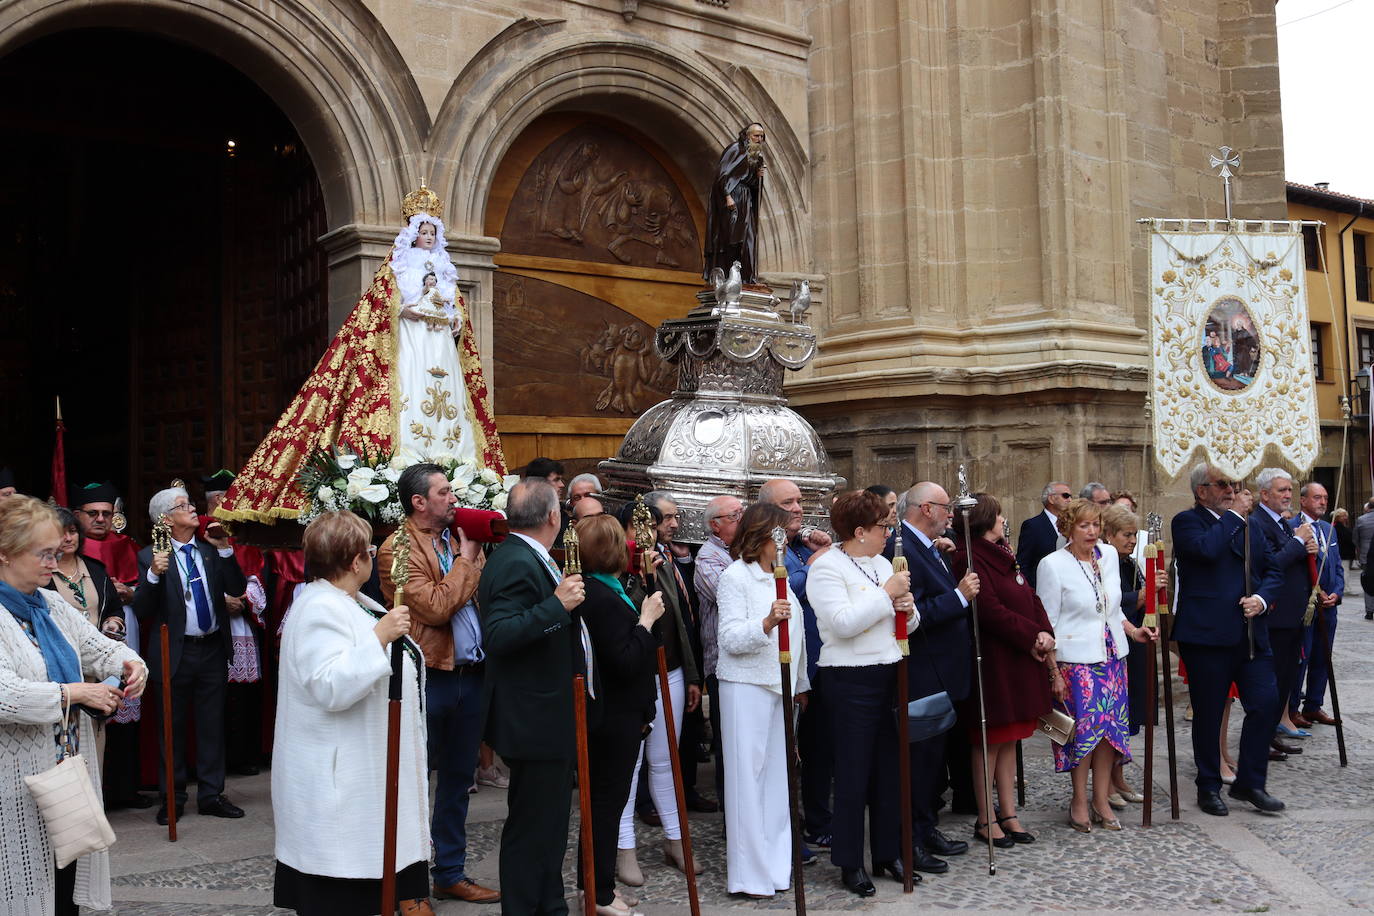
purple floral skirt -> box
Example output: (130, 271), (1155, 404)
(1053, 627), (1131, 772)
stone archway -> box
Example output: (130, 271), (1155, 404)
(0, 0), (429, 323)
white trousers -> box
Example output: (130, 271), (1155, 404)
(720, 680), (792, 896)
(619, 665), (685, 846)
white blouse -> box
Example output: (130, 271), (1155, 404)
(716, 559), (810, 695)
(807, 547), (916, 667)
(1035, 544), (1128, 665)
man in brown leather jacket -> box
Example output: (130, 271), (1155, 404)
(380, 462), (498, 905)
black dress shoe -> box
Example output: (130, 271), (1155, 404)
(840, 867), (875, 897)
(926, 828), (969, 857)
(1197, 791), (1229, 816)
(871, 860), (923, 884)
(1271, 739), (1302, 755)
(636, 806), (662, 827)
(1228, 785), (1285, 813)
(106, 793), (156, 811)
(198, 795), (245, 818)
(684, 791), (719, 813)
(1268, 748), (1288, 762)
(155, 802), (185, 826)
(231, 764), (261, 777)
(972, 822), (1015, 849)
(908, 846), (949, 873)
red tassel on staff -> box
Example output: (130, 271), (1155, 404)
(51, 397), (67, 508)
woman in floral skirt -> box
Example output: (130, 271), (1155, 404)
(1035, 499), (1158, 833)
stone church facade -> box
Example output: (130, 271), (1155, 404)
(0, 0), (1286, 525)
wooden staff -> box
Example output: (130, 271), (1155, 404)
(656, 646), (701, 916)
(574, 674), (597, 916)
(159, 623), (176, 843)
(1141, 542), (1159, 828)
(890, 554), (914, 894)
(953, 472), (996, 876)
(770, 526), (806, 914)
(563, 527), (597, 916)
(380, 527), (411, 916)
(1304, 538), (1348, 766)
(1147, 513), (1179, 820)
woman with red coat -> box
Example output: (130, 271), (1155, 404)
(951, 493), (1059, 846)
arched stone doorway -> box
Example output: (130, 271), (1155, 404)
(483, 113), (707, 473)
(0, 29), (328, 535)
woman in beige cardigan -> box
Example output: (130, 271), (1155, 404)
(0, 496), (145, 916)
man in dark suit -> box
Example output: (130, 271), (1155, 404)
(1292, 481), (1343, 727)
(1171, 463), (1289, 816)
(1016, 481), (1070, 590)
(134, 485), (247, 824)
(479, 479), (588, 915)
(894, 481), (977, 872)
(1248, 469), (1318, 757)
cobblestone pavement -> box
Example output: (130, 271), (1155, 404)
(101, 573), (1374, 914)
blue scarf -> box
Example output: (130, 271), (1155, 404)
(587, 572), (638, 614)
(0, 580), (82, 684)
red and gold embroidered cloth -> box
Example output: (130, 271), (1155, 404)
(216, 264), (505, 524)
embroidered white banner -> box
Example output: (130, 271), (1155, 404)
(1147, 219), (1319, 481)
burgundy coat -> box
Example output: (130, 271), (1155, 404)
(951, 536), (1055, 728)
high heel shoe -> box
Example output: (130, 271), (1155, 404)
(1117, 787), (1145, 804)
(1090, 806), (1122, 831)
(996, 815), (1035, 844)
(663, 838), (704, 875)
(616, 847), (644, 886)
(972, 821), (1015, 848)
(1066, 812), (1091, 833)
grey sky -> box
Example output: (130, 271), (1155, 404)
(1278, 0), (1374, 198)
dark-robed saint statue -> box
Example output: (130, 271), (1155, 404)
(703, 122), (766, 285)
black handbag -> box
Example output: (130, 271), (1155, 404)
(906, 690), (957, 742)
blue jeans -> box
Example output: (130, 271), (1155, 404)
(426, 665), (485, 886)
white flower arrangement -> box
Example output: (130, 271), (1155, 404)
(297, 443), (513, 525)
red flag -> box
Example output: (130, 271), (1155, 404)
(51, 397), (67, 507)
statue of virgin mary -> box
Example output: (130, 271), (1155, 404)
(216, 185), (505, 524)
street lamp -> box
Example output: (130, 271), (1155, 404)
(1353, 367), (1371, 420)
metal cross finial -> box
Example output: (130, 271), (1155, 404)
(1147, 511), (1163, 544)
(1209, 147), (1242, 220)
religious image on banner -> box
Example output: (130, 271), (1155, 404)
(1147, 219), (1319, 481)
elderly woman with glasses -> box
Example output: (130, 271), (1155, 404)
(0, 496), (146, 915)
(1036, 498), (1157, 832)
(272, 510), (429, 916)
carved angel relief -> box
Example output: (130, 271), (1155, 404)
(582, 323), (676, 412)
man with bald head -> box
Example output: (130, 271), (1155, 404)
(892, 481), (978, 870)
(571, 495), (605, 525)
(759, 477), (834, 847)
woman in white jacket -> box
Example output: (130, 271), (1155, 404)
(806, 490), (915, 898)
(272, 511), (430, 916)
(716, 502), (810, 899)
(1035, 499), (1156, 834)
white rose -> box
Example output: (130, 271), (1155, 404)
(501, 474), (520, 491)
(317, 485), (335, 500)
(479, 467), (500, 485)
(359, 483), (390, 504)
(335, 453), (357, 471)
(492, 491), (509, 511)
(432, 452), (458, 468)
(451, 462), (478, 487)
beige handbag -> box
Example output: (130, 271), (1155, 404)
(24, 694), (115, 867)
(1036, 708), (1076, 746)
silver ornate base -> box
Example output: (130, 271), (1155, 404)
(599, 285), (843, 543)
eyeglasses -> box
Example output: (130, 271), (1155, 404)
(80, 509), (114, 519)
(721, 509), (744, 522)
(1052, 492), (1072, 500)
(170, 502), (196, 513)
(1205, 481), (1239, 491)
(922, 501), (952, 512)
(33, 549), (62, 565)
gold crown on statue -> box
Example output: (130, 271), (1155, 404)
(401, 182), (443, 221)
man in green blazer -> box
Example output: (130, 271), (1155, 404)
(479, 478), (587, 915)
